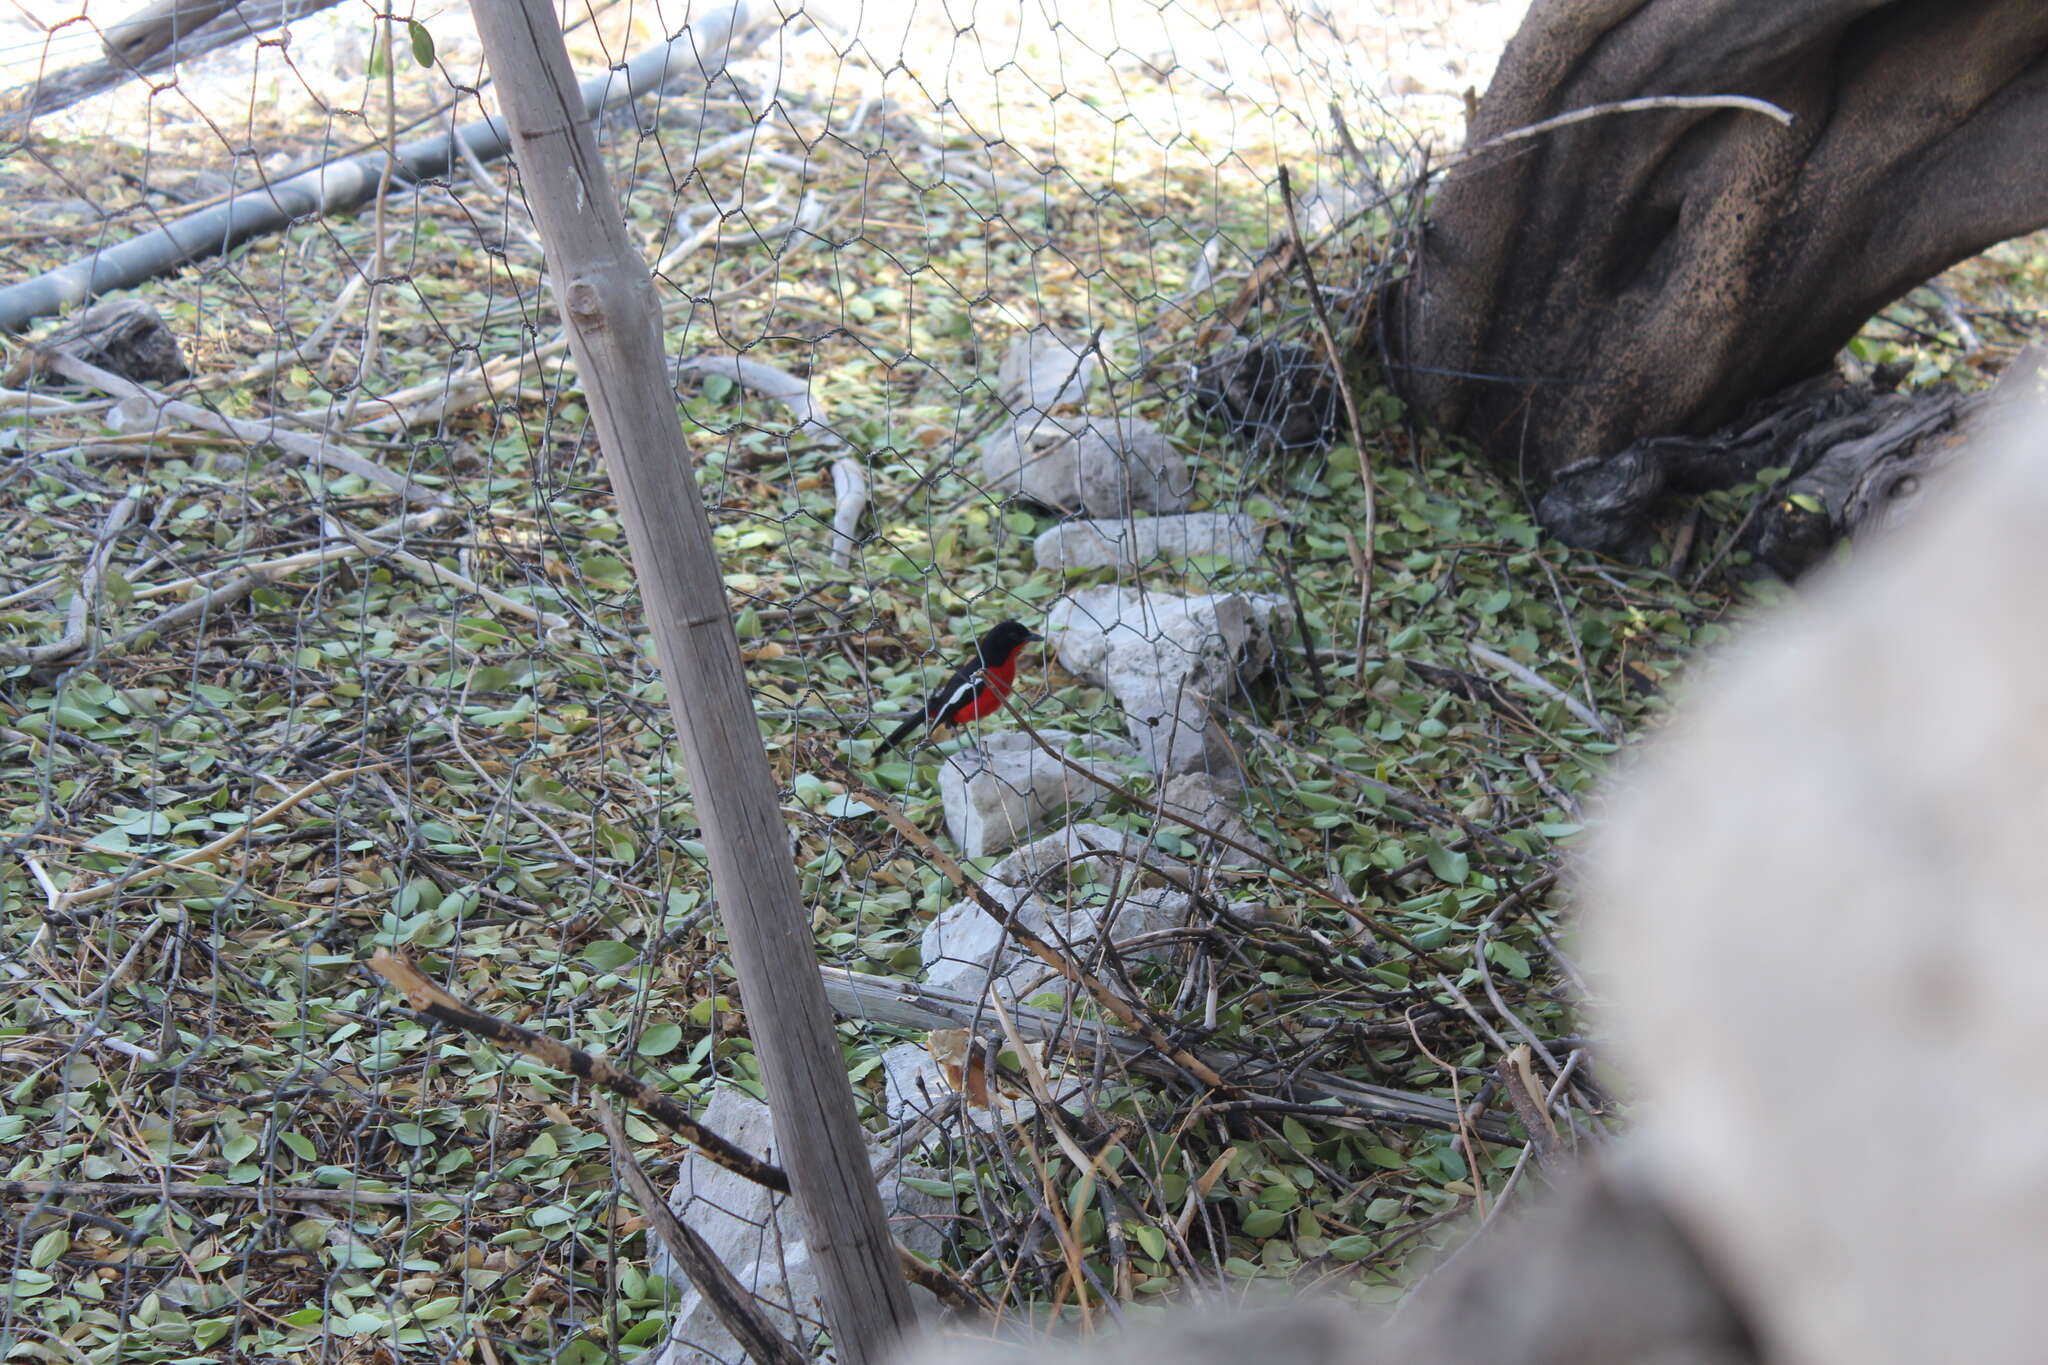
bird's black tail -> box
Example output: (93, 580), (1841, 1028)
(872, 710), (927, 755)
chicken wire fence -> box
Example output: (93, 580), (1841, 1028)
(0, 2), (1591, 1363)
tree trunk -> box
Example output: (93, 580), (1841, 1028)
(1396, 0), (2048, 540)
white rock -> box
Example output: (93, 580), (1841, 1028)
(1159, 771), (1271, 870)
(937, 729), (1138, 858)
(650, 1088), (948, 1365)
(879, 1040), (1040, 1134)
(1033, 513), (1266, 571)
(979, 412), (1192, 516)
(997, 327), (1099, 412)
(920, 823), (1191, 1001)
(1047, 587), (1290, 779)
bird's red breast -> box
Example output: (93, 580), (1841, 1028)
(946, 648), (1026, 723)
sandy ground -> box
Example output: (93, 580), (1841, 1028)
(0, 0), (1531, 163)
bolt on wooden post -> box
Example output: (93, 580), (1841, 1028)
(465, 4), (917, 1360)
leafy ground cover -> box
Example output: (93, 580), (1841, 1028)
(1, 3), (2044, 1361)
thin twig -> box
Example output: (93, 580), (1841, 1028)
(53, 765), (381, 911)
(108, 571), (265, 653)
(1469, 641), (1611, 737)
(1278, 164), (1377, 657)
(367, 950), (792, 1193)
(0, 1179), (445, 1208)
(329, 516), (570, 633)
(596, 1100), (809, 1365)
(1342, 528), (1371, 678)
(820, 760), (1235, 1095)
(1449, 94), (1796, 170)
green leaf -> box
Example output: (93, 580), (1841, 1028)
(29, 1227), (69, 1269)
(1239, 1207), (1287, 1237)
(1485, 939), (1532, 980)
(1132, 1225), (1166, 1260)
(388, 1123), (433, 1147)
(581, 941), (639, 972)
(407, 18), (435, 66)
(637, 1022), (684, 1056)
(821, 794), (876, 819)
(1328, 1234), (1376, 1261)
(1421, 837), (1469, 884)
(1365, 1197), (1404, 1224)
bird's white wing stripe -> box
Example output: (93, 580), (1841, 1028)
(935, 671), (983, 716)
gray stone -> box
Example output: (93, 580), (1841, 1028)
(879, 1040), (1041, 1133)
(1159, 772), (1271, 871)
(1046, 587), (1289, 779)
(997, 327), (1099, 412)
(937, 729), (1139, 858)
(920, 823), (1191, 1002)
(979, 412), (1192, 516)
(1033, 513), (1266, 571)
(650, 1088), (948, 1365)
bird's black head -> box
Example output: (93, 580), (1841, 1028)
(975, 619), (1042, 663)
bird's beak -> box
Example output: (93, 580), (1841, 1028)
(1026, 630), (1044, 642)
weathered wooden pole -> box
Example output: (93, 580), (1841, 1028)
(465, 6), (917, 1360)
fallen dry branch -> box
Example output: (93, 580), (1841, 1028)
(821, 760), (1235, 1095)
(830, 456), (869, 567)
(36, 351), (445, 505)
(367, 949), (792, 1194)
(0, 489), (141, 666)
(596, 1101), (809, 1365)
(817, 969), (1513, 1143)
(0, 1178), (451, 1209)
(0, 6), (771, 331)
(0, 0), (346, 135)
(52, 765), (380, 911)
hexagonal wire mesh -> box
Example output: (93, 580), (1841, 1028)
(0, 2), (1643, 1362)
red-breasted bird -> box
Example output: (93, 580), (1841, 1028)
(872, 620), (1043, 755)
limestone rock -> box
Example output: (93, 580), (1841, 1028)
(920, 823), (1191, 1002)
(1159, 771), (1271, 871)
(1047, 587), (1289, 779)
(650, 1088), (948, 1365)
(997, 327), (1098, 412)
(879, 1040), (1041, 1134)
(979, 412), (1191, 516)
(937, 729), (1138, 858)
(1033, 513), (1266, 571)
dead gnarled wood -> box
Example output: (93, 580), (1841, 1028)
(1397, 0), (2048, 548)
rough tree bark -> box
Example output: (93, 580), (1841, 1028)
(1395, 0), (2048, 551)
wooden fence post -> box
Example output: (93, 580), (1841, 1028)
(464, 7), (918, 1360)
